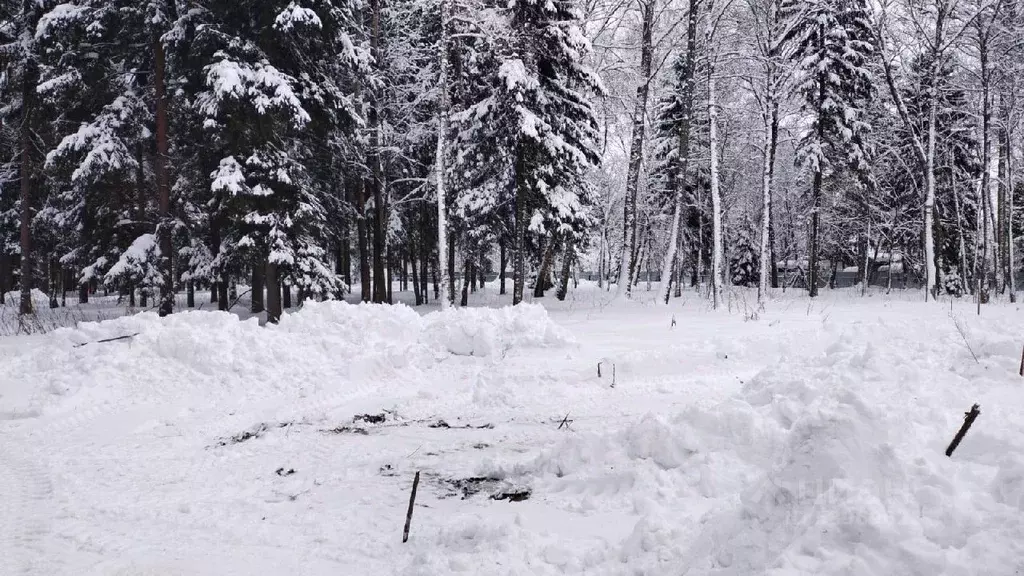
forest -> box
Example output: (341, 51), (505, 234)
(1, 0), (1022, 321)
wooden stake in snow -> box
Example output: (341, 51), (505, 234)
(1018, 345), (1023, 376)
(402, 471), (420, 543)
(945, 404), (980, 457)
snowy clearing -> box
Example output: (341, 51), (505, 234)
(2, 286), (1023, 575)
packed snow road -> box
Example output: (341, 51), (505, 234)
(1, 287), (1023, 575)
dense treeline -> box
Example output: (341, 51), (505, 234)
(1, 0), (1022, 321)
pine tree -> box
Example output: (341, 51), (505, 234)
(177, 0), (361, 322)
(781, 0), (874, 297)
(0, 0), (46, 314)
(453, 0), (601, 305)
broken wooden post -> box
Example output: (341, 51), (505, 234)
(558, 413), (572, 430)
(402, 471), (420, 543)
(946, 404), (981, 457)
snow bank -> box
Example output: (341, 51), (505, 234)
(423, 303), (574, 357)
(478, 315), (1024, 575)
(1, 288), (50, 307)
(0, 301), (572, 420)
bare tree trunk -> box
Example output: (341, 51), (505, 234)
(952, 151), (970, 293)
(282, 280), (291, 308)
(251, 264), (265, 313)
(978, 26), (995, 310)
(1008, 120), (1017, 301)
(266, 262), (281, 323)
(618, 0), (657, 299)
(357, 183), (371, 302)
(411, 239), (422, 305)
(557, 239), (573, 301)
(862, 222), (871, 296)
(707, 3), (723, 308)
(47, 257), (58, 309)
(808, 32), (826, 299)
(187, 280), (195, 308)
(436, 0), (453, 309)
(758, 92), (779, 300)
(658, 0), (700, 303)
(154, 30), (173, 316)
(922, 42), (940, 301)
(460, 255), (470, 306)
(499, 237), (507, 295)
(0, 252), (11, 301)
(18, 44), (37, 316)
(534, 235), (557, 298)
(513, 148), (528, 305)
(218, 278), (228, 311)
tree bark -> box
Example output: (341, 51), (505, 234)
(411, 239), (421, 305)
(618, 0), (657, 299)
(758, 2), (780, 301)
(534, 235), (557, 298)
(218, 279), (228, 311)
(556, 239), (573, 301)
(18, 46), (37, 316)
(419, 201), (430, 304)
(513, 148), (528, 305)
(154, 30), (173, 316)
(460, 255), (470, 306)
(357, 182), (371, 302)
(266, 262), (281, 323)
(435, 0), (453, 309)
(658, 0), (700, 303)
(707, 6), (723, 307)
(499, 237), (507, 295)
(251, 264), (265, 313)
(282, 281), (291, 308)
(0, 252), (10, 301)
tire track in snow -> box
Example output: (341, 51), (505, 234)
(0, 442), (56, 575)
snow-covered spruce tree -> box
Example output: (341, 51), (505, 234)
(0, 0), (46, 314)
(780, 0), (874, 297)
(453, 0), (600, 305)
(36, 0), (183, 314)
(36, 3), (149, 308)
(729, 224), (759, 287)
(179, 0), (360, 322)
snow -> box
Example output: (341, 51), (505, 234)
(103, 233), (161, 285)
(200, 55), (311, 127)
(1, 288), (50, 308)
(274, 3), (323, 31)
(2, 288), (1023, 575)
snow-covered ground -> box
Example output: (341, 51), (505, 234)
(2, 285), (1023, 575)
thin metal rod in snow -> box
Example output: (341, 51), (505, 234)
(402, 471), (420, 543)
(73, 333), (140, 348)
(945, 404), (980, 457)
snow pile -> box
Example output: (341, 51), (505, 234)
(423, 303), (574, 357)
(475, 314), (1024, 575)
(0, 301), (573, 420)
(1, 288), (50, 307)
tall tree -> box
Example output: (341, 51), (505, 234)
(782, 0), (874, 297)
